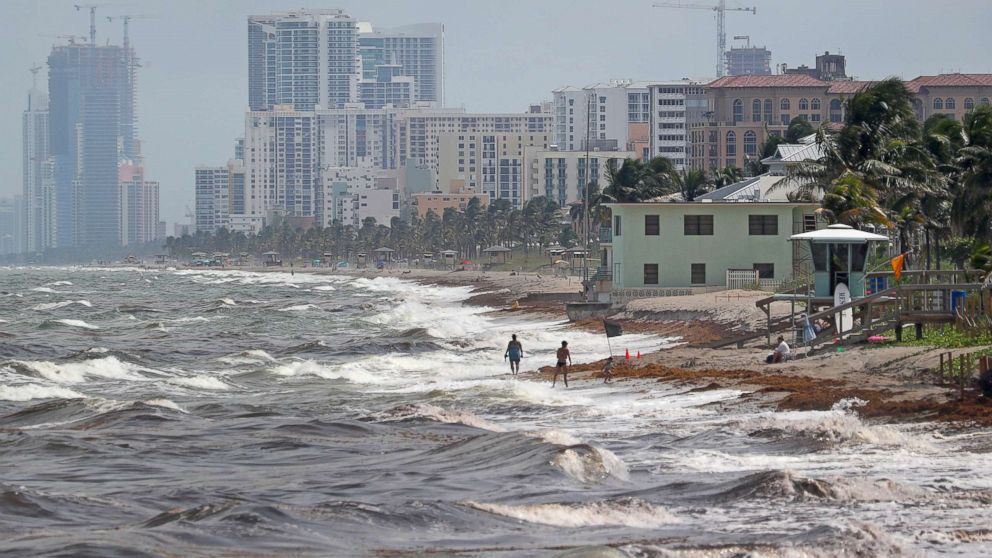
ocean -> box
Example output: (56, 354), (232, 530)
(1, 267), (991, 557)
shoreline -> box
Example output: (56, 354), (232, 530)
(143, 264), (992, 426)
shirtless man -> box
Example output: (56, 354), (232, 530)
(552, 340), (572, 387)
(504, 334), (523, 375)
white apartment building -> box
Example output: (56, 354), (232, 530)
(322, 166), (399, 227)
(195, 166), (230, 233)
(526, 148), (633, 208)
(244, 106), (318, 219)
(648, 80), (709, 170)
(316, 107), (402, 169)
(359, 22), (444, 105)
(552, 81), (651, 156)
(118, 163), (161, 246)
(248, 9), (360, 111)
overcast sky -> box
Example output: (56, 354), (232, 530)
(2, 0), (991, 224)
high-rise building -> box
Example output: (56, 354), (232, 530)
(243, 106), (317, 219)
(435, 132), (551, 208)
(527, 149), (633, 208)
(248, 10), (360, 111)
(552, 81), (651, 154)
(48, 42), (129, 247)
(649, 80), (709, 170)
(23, 77), (55, 253)
(118, 163), (160, 245)
(726, 46), (772, 76)
(0, 197), (24, 256)
(195, 166), (230, 233)
(359, 22), (444, 105)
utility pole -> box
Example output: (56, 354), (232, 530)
(582, 91), (594, 299)
(652, 1), (757, 77)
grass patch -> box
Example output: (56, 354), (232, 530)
(876, 324), (992, 349)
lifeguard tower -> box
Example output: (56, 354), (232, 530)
(790, 224), (889, 298)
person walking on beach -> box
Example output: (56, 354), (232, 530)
(601, 356), (615, 384)
(552, 340), (572, 387)
(504, 334), (524, 375)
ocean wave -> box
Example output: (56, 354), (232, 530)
(700, 470), (926, 503)
(30, 287), (60, 294)
(218, 349), (277, 366)
(738, 411), (936, 452)
(9, 356), (146, 385)
(43, 319), (100, 330)
(168, 375), (229, 391)
(0, 384), (86, 401)
(31, 300), (93, 311)
(279, 304), (320, 312)
(371, 403), (506, 432)
(464, 498), (678, 528)
(552, 445), (630, 483)
(313, 285), (336, 291)
(46, 281), (73, 286)
(269, 360), (384, 384)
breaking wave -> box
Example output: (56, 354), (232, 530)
(465, 498), (678, 528)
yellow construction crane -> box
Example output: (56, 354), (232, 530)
(652, 0), (757, 78)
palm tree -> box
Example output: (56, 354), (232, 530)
(817, 172), (892, 228)
(713, 166), (744, 187)
(669, 169), (711, 201)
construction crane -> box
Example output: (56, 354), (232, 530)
(29, 64), (42, 89)
(653, 1), (757, 78)
(38, 34), (88, 46)
(74, 3), (108, 45)
(106, 14), (155, 51)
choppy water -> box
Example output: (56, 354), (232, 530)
(1, 267), (991, 557)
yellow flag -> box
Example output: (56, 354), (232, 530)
(891, 253), (905, 280)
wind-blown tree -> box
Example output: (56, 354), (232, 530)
(669, 169), (711, 202)
(603, 157), (674, 203)
(785, 116), (815, 143)
(817, 172), (892, 228)
(712, 166), (744, 188)
(954, 105), (992, 239)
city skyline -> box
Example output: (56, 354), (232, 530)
(1, 0), (992, 226)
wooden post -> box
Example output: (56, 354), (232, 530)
(960, 354), (967, 401)
(915, 322), (924, 340)
(895, 322), (903, 342)
(940, 352), (945, 379)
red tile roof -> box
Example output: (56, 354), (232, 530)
(706, 75), (827, 88)
(906, 73), (992, 92)
(826, 81), (874, 94)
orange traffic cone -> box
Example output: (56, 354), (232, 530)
(636, 351), (641, 359)
(625, 349), (630, 360)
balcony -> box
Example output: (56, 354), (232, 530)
(598, 226), (612, 243)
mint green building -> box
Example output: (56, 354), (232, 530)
(600, 176), (819, 301)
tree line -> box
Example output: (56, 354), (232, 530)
(168, 78), (992, 271)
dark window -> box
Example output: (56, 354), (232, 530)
(748, 215), (778, 235)
(812, 244), (827, 272)
(614, 215), (622, 236)
(644, 215), (660, 236)
(753, 263), (774, 279)
(684, 215), (714, 235)
(643, 264), (659, 285)
(691, 263), (706, 285)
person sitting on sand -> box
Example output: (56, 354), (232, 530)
(504, 334), (523, 375)
(772, 335), (791, 364)
(602, 356), (615, 384)
(552, 341), (572, 387)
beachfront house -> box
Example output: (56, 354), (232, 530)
(603, 174), (820, 303)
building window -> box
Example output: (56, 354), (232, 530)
(945, 98), (956, 110)
(748, 214), (778, 235)
(753, 263), (774, 279)
(781, 98), (790, 111)
(829, 99), (843, 123)
(811, 114), (821, 122)
(933, 98), (943, 110)
(811, 98), (821, 111)
(965, 97), (975, 110)
(684, 215), (714, 235)
(764, 99), (773, 124)
(645, 214), (660, 235)
(744, 131), (757, 156)
(726, 131), (736, 156)
(733, 99), (743, 123)
(614, 215), (622, 236)
(982, 98), (991, 106)
(643, 263), (659, 285)
(690, 263), (706, 285)
(781, 113), (790, 125)
(752, 99), (762, 122)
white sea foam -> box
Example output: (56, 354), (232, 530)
(31, 287), (59, 293)
(218, 349), (277, 365)
(313, 285), (336, 291)
(173, 316), (211, 323)
(270, 360), (383, 384)
(552, 446), (630, 483)
(54, 319), (99, 330)
(219, 298), (237, 306)
(279, 304), (320, 312)
(15, 356), (145, 385)
(169, 375), (229, 391)
(465, 499), (678, 528)
(143, 398), (186, 412)
(46, 281), (73, 286)
(373, 403), (506, 432)
(739, 410), (937, 452)
(0, 384), (86, 401)
(526, 429), (583, 446)
(32, 300), (93, 311)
